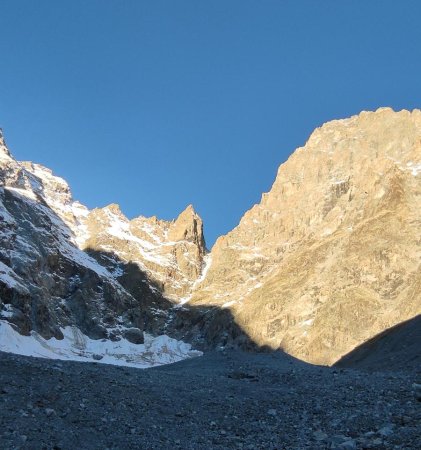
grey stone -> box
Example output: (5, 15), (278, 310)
(338, 440), (357, 450)
(123, 328), (144, 345)
(45, 408), (55, 417)
(378, 425), (394, 437)
(412, 383), (421, 400)
(313, 430), (328, 441)
(330, 435), (350, 445)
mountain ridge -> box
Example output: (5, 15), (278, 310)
(1, 107), (420, 368)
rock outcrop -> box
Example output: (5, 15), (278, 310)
(189, 108), (421, 365)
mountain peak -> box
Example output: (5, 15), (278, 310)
(0, 129), (12, 160)
(1, 109), (419, 371)
(103, 203), (125, 217)
(178, 204), (197, 219)
(168, 204), (206, 251)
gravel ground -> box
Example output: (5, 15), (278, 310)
(0, 350), (420, 449)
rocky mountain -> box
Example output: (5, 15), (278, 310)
(0, 129), (203, 366)
(1, 107), (420, 368)
(0, 133), (133, 340)
(189, 107), (421, 365)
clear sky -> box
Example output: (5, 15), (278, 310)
(1, 1), (421, 247)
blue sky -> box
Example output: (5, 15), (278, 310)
(1, 1), (421, 246)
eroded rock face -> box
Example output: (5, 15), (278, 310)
(190, 108), (421, 364)
(12, 142), (207, 302)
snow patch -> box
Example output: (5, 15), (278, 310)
(300, 319), (314, 327)
(5, 186), (38, 202)
(0, 321), (202, 369)
(0, 304), (14, 318)
(406, 161), (421, 176)
(175, 254), (212, 306)
(222, 300), (237, 309)
(102, 208), (176, 268)
(321, 228), (333, 237)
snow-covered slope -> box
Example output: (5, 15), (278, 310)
(0, 320), (201, 368)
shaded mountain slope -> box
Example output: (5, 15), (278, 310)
(335, 314), (421, 371)
(0, 129), (206, 366)
(0, 135), (139, 340)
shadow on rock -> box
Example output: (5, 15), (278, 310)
(334, 314), (421, 371)
(86, 248), (276, 354)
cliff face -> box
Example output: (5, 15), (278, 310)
(17, 157), (207, 301)
(189, 108), (421, 364)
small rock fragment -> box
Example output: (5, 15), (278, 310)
(313, 430), (328, 441)
(45, 408), (55, 417)
(378, 425), (394, 437)
(338, 440), (357, 450)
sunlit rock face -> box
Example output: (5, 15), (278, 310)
(190, 108), (421, 365)
(81, 203), (206, 299)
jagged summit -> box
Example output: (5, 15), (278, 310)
(176, 203), (197, 217)
(168, 204), (206, 252)
(103, 203), (125, 215)
(0, 135), (208, 300)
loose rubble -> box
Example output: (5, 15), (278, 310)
(0, 350), (419, 449)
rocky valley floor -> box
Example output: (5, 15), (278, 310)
(0, 350), (420, 450)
